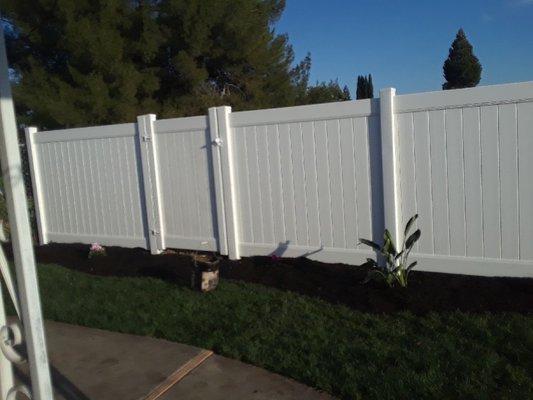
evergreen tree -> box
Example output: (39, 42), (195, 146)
(442, 29), (482, 90)
(290, 55), (350, 105)
(367, 74), (373, 98)
(291, 52), (311, 105)
(356, 74), (373, 99)
(2, 0), (305, 128)
(356, 76), (364, 99)
(342, 85), (351, 101)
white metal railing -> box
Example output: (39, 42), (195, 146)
(0, 224), (32, 399)
(0, 22), (54, 400)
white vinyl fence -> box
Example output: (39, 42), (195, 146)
(26, 82), (533, 277)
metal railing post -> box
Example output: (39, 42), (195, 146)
(0, 20), (54, 400)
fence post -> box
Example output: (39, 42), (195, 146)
(137, 114), (164, 254)
(208, 107), (240, 260)
(379, 88), (402, 246)
(25, 127), (47, 245)
(208, 108), (228, 256)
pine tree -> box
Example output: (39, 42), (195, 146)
(356, 74), (373, 99)
(356, 76), (364, 99)
(442, 29), (482, 90)
(3, 0), (164, 128)
(291, 53), (312, 105)
(342, 85), (351, 101)
(2, 0), (307, 128)
(367, 74), (374, 99)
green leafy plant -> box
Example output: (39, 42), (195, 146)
(359, 214), (421, 288)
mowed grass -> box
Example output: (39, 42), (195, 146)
(16, 264), (533, 399)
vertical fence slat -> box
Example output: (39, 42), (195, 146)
(412, 112), (433, 254)
(498, 104), (519, 260)
(339, 118), (357, 248)
(480, 106), (501, 259)
(518, 102), (533, 260)
(257, 125), (275, 244)
(290, 122), (308, 246)
(445, 108), (466, 256)
(137, 114), (164, 254)
(462, 107), (484, 257)
(314, 120), (333, 247)
(278, 123), (297, 244)
(354, 117), (372, 241)
(233, 127), (253, 244)
(397, 113), (417, 248)
(429, 110), (449, 255)
(327, 119), (345, 248)
(266, 124), (285, 244)
(302, 121), (320, 247)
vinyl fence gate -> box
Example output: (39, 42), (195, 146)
(26, 81), (533, 277)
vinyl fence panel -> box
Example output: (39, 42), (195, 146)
(395, 81), (533, 276)
(29, 123), (148, 248)
(230, 99), (383, 265)
(154, 116), (219, 252)
(27, 81), (533, 277)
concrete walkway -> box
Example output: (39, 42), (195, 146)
(16, 321), (333, 400)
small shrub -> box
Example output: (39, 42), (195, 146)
(359, 214), (421, 288)
(88, 243), (106, 259)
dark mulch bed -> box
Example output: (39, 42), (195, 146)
(6, 242), (532, 315)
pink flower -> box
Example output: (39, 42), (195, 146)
(88, 243), (106, 259)
(90, 243), (104, 252)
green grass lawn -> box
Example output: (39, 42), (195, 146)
(12, 263), (533, 399)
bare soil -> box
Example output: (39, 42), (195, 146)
(8, 243), (532, 315)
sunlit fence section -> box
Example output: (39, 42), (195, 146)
(26, 81), (533, 277)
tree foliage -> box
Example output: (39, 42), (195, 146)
(356, 74), (373, 99)
(442, 29), (482, 90)
(2, 0), (326, 129)
(290, 54), (350, 104)
(304, 80), (350, 104)
(290, 52), (311, 105)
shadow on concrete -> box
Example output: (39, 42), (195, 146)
(15, 346), (91, 400)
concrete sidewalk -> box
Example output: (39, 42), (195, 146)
(16, 321), (333, 400)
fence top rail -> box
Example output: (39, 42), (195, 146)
(395, 81), (533, 114)
(34, 122), (136, 143)
(155, 115), (208, 134)
(231, 97), (380, 127)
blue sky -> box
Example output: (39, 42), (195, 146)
(275, 0), (533, 95)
